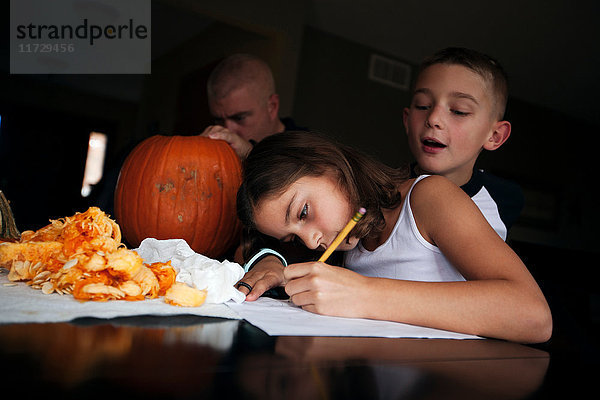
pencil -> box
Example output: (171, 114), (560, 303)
(318, 207), (366, 263)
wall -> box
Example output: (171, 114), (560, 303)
(169, 0), (307, 119)
(293, 27), (413, 168)
(498, 99), (599, 251)
(0, 75), (139, 230)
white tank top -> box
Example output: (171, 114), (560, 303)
(344, 175), (466, 282)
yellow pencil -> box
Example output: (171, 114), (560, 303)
(318, 207), (366, 263)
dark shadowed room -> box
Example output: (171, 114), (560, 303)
(1, 1), (599, 399)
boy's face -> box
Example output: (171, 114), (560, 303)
(403, 64), (506, 186)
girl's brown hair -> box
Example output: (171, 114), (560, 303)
(236, 131), (409, 258)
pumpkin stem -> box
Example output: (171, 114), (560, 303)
(0, 190), (21, 241)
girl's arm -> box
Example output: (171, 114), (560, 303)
(238, 255), (286, 301)
(284, 176), (552, 343)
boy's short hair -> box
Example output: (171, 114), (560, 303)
(418, 47), (509, 120)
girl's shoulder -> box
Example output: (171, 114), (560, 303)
(409, 175), (477, 228)
(410, 175), (463, 200)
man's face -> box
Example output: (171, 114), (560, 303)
(209, 85), (278, 143)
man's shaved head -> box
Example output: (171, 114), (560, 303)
(207, 53), (275, 102)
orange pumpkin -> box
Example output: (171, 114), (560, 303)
(114, 135), (242, 258)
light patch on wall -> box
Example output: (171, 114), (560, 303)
(81, 132), (107, 197)
(368, 54), (411, 90)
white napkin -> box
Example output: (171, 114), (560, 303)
(134, 238), (246, 304)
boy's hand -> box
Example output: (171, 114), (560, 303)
(236, 255), (286, 301)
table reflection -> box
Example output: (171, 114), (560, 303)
(0, 316), (236, 397)
(0, 317), (549, 399)
(271, 337), (549, 400)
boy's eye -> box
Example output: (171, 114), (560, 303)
(413, 103), (430, 111)
(451, 109), (470, 116)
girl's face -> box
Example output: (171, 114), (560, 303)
(253, 175), (359, 251)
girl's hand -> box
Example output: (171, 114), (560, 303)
(237, 255), (286, 301)
(283, 262), (369, 318)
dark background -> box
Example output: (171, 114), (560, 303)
(1, 0), (599, 385)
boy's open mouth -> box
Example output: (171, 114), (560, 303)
(423, 139), (446, 148)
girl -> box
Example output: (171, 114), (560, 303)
(236, 131), (552, 343)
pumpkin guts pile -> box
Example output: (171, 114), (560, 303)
(0, 207), (206, 306)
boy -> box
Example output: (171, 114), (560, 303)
(403, 47), (523, 240)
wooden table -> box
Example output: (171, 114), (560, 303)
(0, 314), (571, 399)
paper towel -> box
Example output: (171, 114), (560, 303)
(134, 238), (246, 304)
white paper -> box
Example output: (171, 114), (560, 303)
(1, 271), (479, 339)
(226, 297), (482, 339)
(0, 272), (241, 324)
(0, 235), (481, 339)
(134, 238), (246, 304)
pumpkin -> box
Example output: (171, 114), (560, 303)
(114, 135), (242, 258)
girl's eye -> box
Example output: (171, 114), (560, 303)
(299, 204), (309, 220)
(414, 104), (429, 111)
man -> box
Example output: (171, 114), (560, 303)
(201, 53), (300, 158)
